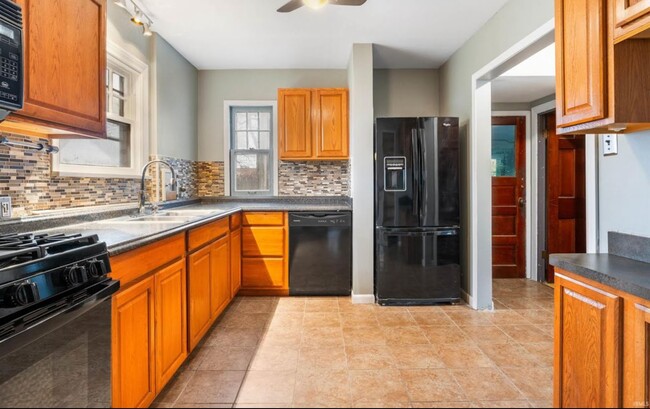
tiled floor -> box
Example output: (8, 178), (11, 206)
(153, 279), (554, 408)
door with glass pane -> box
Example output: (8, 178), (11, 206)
(230, 107), (274, 196)
(491, 116), (526, 279)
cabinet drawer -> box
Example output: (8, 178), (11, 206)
(242, 258), (285, 288)
(243, 212), (284, 226)
(188, 218), (229, 252)
(242, 227), (285, 257)
(230, 213), (242, 231)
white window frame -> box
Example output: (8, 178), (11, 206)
(51, 41), (149, 178)
(223, 100), (278, 196)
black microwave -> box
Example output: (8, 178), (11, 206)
(0, 0), (22, 121)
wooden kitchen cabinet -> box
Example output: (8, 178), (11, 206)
(3, 0), (107, 138)
(154, 259), (187, 392)
(210, 235), (231, 320)
(230, 215), (242, 298)
(278, 88), (349, 160)
(112, 276), (156, 409)
(554, 270), (623, 408)
(188, 244), (214, 351)
(623, 298), (650, 408)
(240, 212), (289, 295)
(614, 0), (650, 41)
(555, 0), (650, 134)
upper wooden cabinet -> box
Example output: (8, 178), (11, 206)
(278, 88), (349, 160)
(614, 0), (650, 41)
(555, 0), (650, 134)
(2, 0), (106, 138)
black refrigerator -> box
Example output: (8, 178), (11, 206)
(375, 117), (461, 305)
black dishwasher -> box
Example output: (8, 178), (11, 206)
(289, 212), (352, 296)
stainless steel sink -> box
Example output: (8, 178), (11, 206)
(160, 210), (216, 217)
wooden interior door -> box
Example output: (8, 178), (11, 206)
(491, 116), (527, 279)
(546, 112), (586, 283)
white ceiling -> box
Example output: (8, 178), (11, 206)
(138, 0), (510, 70)
(492, 44), (556, 104)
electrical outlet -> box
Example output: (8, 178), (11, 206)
(0, 197), (12, 219)
(603, 134), (618, 156)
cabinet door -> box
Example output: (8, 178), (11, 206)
(210, 235), (231, 320)
(112, 276), (156, 409)
(14, 0), (106, 137)
(554, 273), (622, 408)
(242, 227), (285, 257)
(625, 301), (650, 408)
(154, 259), (188, 392)
(555, 0), (608, 128)
(615, 0), (650, 40)
(313, 89), (349, 159)
(231, 228), (242, 298)
(242, 258), (286, 289)
(188, 246), (213, 351)
(279, 89), (312, 159)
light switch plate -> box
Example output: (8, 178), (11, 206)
(0, 197), (12, 219)
(603, 134), (618, 156)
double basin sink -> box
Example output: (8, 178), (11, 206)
(103, 208), (224, 224)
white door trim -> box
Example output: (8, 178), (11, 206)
(470, 19), (555, 310)
(223, 100), (279, 196)
(492, 110), (533, 280)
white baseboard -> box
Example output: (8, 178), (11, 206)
(351, 292), (375, 304)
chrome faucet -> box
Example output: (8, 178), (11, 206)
(139, 160), (178, 214)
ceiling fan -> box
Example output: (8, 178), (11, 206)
(278, 0), (367, 13)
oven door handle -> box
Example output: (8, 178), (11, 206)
(0, 280), (120, 359)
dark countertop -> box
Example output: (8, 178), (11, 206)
(550, 253), (650, 301)
(28, 197), (352, 256)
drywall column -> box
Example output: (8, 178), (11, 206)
(348, 44), (375, 303)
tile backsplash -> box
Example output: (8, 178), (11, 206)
(1, 133), (351, 218)
(279, 161), (351, 196)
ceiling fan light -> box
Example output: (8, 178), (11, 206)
(303, 0), (328, 10)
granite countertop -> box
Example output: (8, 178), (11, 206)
(550, 252), (650, 301)
(14, 197), (352, 257)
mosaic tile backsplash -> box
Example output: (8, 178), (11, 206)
(279, 161), (351, 196)
(1, 133), (350, 218)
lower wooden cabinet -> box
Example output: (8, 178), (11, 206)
(240, 212), (289, 295)
(188, 232), (232, 352)
(154, 260), (187, 392)
(554, 272), (622, 408)
(112, 276), (156, 409)
(231, 228), (242, 298)
(624, 299), (650, 408)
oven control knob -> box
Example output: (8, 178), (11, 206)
(87, 259), (107, 278)
(63, 265), (88, 286)
(6, 282), (40, 307)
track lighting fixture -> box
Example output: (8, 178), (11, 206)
(113, 0), (128, 10)
(114, 0), (154, 37)
(142, 23), (153, 37)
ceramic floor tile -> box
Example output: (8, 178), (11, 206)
(411, 402), (474, 408)
(219, 313), (271, 329)
(205, 328), (263, 348)
(484, 310), (531, 326)
(527, 400), (553, 408)
(497, 324), (553, 344)
(383, 326), (430, 345)
(275, 298), (306, 313)
(301, 326), (345, 348)
(434, 344), (495, 368)
(174, 404), (232, 408)
(266, 312), (304, 331)
(235, 299), (277, 314)
(451, 368), (523, 401)
(199, 347), (256, 371)
(471, 401), (531, 408)
(305, 298), (340, 312)
(459, 325), (512, 344)
(155, 370), (196, 404)
(348, 370), (410, 405)
(519, 342), (554, 367)
(259, 328), (303, 348)
(303, 312), (341, 328)
(401, 369), (467, 402)
(445, 311), (493, 326)
(420, 325), (473, 345)
(376, 311), (418, 327)
(176, 371), (245, 404)
(340, 312), (380, 328)
(501, 367), (553, 401)
(410, 312), (454, 326)
(298, 345), (348, 370)
(515, 309), (554, 325)
(249, 345), (299, 371)
(292, 368), (351, 406)
(342, 325), (387, 346)
(478, 343), (541, 368)
(346, 344), (396, 370)
(236, 370), (296, 405)
(389, 344), (445, 369)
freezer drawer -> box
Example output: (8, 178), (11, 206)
(375, 228), (461, 305)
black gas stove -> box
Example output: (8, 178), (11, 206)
(0, 232), (119, 357)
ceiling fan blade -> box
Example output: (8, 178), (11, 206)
(330, 0), (367, 6)
(277, 0), (304, 12)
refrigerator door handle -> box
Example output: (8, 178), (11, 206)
(417, 126), (426, 225)
(411, 129), (420, 217)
